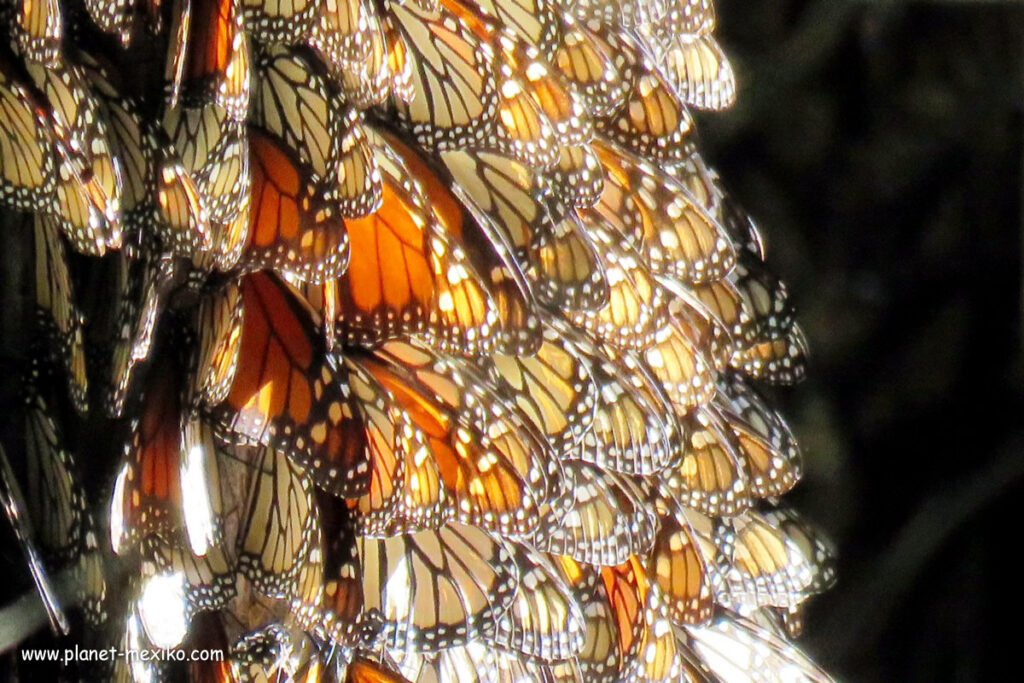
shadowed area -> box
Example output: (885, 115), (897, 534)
(705, 2), (1024, 680)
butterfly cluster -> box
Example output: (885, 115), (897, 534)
(0, 0), (835, 680)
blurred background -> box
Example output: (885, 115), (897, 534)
(703, 2), (1024, 680)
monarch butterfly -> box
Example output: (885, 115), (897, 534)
(79, 51), (210, 253)
(154, 146), (214, 258)
(570, 330), (682, 476)
(568, 221), (668, 349)
(226, 622), (284, 681)
(759, 507), (837, 597)
(300, 129), (499, 354)
(242, 0), (318, 44)
(648, 499), (716, 627)
(144, 533), (237, 612)
(345, 355), (449, 537)
(194, 199), (251, 273)
(549, 556), (620, 683)
(5, 0), (61, 66)
(716, 191), (768, 260)
(25, 58), (123, 256)
(492, 68), (560, 173)
(385, 0), (502, 149)
(74, 50), (156, 237)
(357, 522), (518, 650)
(551, 20), (628, 117)
(333, 9), (401, 108)
(229, 621), (324, 682)
(661, 405), (752, 517)
(110, 352), (187, 555)
(730, 260), (797, 340)
(166, 0), (251, 118)
(310, 493), (362, 644)
(717, 377), (802, 499)
(179, 416), (227, 556)
(731, 323), (809, 385)
(77, 526), (109, 627)
(0, 55), (57, 211)
(83, 0), (133, 44)
(487, 29), (590, 170)
(662, 34), (736, 112)
(602, 556), (699, 683)
(597, 558), (645, 672)
(490, 543), (585, 661)
(242, 128), (350, 283)
(15, 382), (101, 631)
(348, 348), (544, 532)
(484, 316), (598, 457)
(591, 28), (695, 163)
(284, 534), (324, 635)
(590, 139), (735, 285)
(526, 208), (609, 311)
(393, 137), (543, 354)
(235, 443), (318, 598)
(18, 386), (86, 566)
(440, 144), (600, 318)
(691, 277), (758, 358)
(543, 143), (605, 209)
(361, 339), (564, 533)
(683, 610), (833, 683)
(153, 150), (212, 259)
(534, 461), (657, 566)
(641, 313), (717, 415)
(209, 272), (371, 497)
(502, 34), (593, 147)
(663, 146), (726, 222)
(438, 146), (545, 257)
(251, 44), (334, 181)
(252, 44), (382, 217)
(31, 215), (89, 413)
(191, 281), (244, 409)
(162, 103), (249, 226)
(106, 251), (179, 418)
(47, 150), (113, 260)
(718, 508), (832, 612)
(327, 106), (384, 217)
(311, 0), (375, 69)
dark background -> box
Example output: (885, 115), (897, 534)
(703, 2), (1024, 680)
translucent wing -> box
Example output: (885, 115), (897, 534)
(235, 444), (318, 598)
(357, 522), (519, 650)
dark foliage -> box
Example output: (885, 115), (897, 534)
(706, 2), (1024, 680)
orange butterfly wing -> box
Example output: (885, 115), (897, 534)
(111, 354), (184, 554)
(311, 132), (498, 353)
(245, 129), (350, 283)
(213, 272), (369, 497)
(347, 657), (412, 683)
